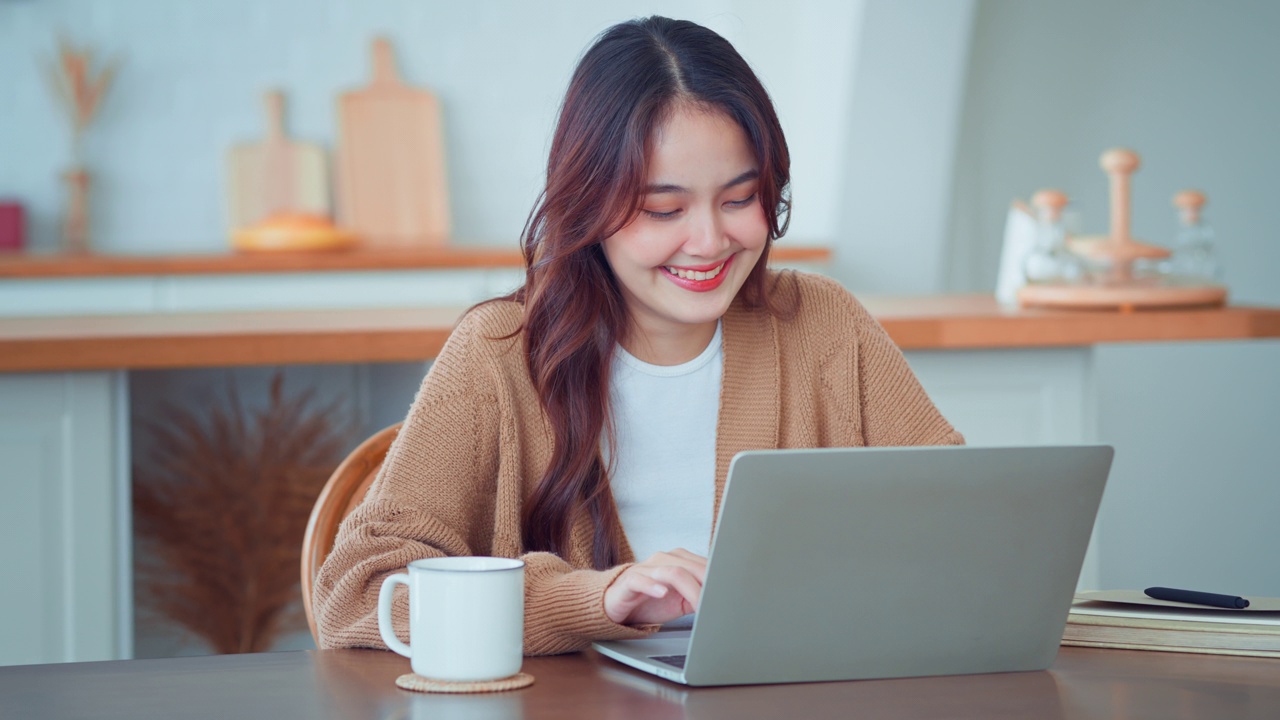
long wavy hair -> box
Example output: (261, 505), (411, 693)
(504, 16), (792, 569)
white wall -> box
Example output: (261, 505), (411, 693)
(949, 0), (1280, 304)
(835, 0), (976, 294)
(5, 2), (1276, 302)
(0, 0), (863, 260)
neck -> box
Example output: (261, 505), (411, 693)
(620, 318), (718, 366)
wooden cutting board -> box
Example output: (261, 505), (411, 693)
(226, 91), (329, 229)
(337, 37), (451, 247)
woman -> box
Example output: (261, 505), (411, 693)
(315, 16), (961, 656)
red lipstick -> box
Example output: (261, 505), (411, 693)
(661, 254), (734, 293)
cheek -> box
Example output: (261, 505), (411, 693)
(618, 227), (685, 268)
(728, 206), (770, 249)
(603, 240), (647, 279)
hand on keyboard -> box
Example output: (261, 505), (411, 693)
(604, 548), (707, 626)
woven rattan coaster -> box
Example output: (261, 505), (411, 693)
(395, 672), (535, 694)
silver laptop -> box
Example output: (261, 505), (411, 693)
(593, 444), (1113, 686)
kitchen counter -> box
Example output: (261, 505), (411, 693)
(2, 296), (1278, 372)
(4, 292), (1278, 667)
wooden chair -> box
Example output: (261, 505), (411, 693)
(301, 423), (401, 643)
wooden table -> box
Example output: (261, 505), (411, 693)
(1, 647), (1276, 719)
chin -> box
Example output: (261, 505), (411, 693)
(674, 306), (732, 327)
(665, 287), (739, 324)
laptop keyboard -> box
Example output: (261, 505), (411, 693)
(650, 654), (687, 669)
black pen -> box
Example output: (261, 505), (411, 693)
(1145, 586), (1251, 609)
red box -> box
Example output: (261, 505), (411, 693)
(0, 202), (24, 251)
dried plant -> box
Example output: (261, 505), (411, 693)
(134, 374), (351, 654)
(44, 35), (119, 163)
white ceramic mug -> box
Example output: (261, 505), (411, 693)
(378, 556), (525, 681)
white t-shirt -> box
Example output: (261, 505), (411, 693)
(606, 322), (722, 562)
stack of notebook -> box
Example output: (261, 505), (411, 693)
(1063, 590), (1280, 658)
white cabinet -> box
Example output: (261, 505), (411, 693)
(1093, 340), (1280, 598)
(905, 341), (1280, 598)
(905, 347), (1101, 590)
(905, 348), (1093, 447)
(0, 372), (128, 666)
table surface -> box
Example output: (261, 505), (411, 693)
(3, 296), (1279, 372)
(1, 646), (1276, 719)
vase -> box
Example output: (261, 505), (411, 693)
(62, 167), (91, 254)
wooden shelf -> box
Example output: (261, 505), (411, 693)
(2, 296), (1277, 373)
(0, 245), (833, 279)
(0, 307), (467, 372)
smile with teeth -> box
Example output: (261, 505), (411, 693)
(663, 261), (726, 282)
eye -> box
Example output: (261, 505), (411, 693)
(642, 208), (682, 220)
(725, 193), (757, 209)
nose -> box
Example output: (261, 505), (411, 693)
(682, 208), (731, 259)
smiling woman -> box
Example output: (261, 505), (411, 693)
(604, 108), (768, 365)
(314, 16), (962, 657)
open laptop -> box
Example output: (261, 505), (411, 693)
(593, 444), (1113, 686)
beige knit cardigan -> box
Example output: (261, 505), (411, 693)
(314, 271), (962, 655)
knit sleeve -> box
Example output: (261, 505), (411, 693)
(520, 554), (659, 655)
(312, 308), (654, 655)
(849, 298), (965, 447)
(313, 503), (652, 655)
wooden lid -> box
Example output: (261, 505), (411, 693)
(1100, 148), (1140, 174)
(1068, 234), (1170, 261)
(1173, 189), (1207, 211)
(1031, 189), (1069, 219)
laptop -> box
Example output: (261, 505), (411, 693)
(593, 444), (1113, 686)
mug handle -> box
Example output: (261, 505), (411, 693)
(378, 573), (413, 658)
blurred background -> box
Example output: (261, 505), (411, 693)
(3, 0), (1277, 300)
(1, 0), (1277, 665)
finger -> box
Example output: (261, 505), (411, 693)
(665, 548), (709, 573)
(604, 570), (671, 624)
(618, 568), (670, 600)
(625, 565), (700, 608)
(646, 566), (703, 610)
(619, 567), (698, 622)
(666, 548), (709, 564)
(639, 551), (709, 582)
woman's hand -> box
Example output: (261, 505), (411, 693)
(603, 548), (708, 626)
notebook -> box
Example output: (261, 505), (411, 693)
(593, 444), (1114, 686)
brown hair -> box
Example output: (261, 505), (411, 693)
(504, 16), (791, 569)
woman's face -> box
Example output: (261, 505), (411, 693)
(602, 105), (768, 353)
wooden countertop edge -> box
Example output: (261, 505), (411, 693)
(0, 329), (458, 372)
(3, 300), (1278, 373)
(0, 245), (832, 278)
(885, 306), (1280, 350)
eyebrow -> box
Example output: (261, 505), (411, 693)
(643, 169), (759, 196)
